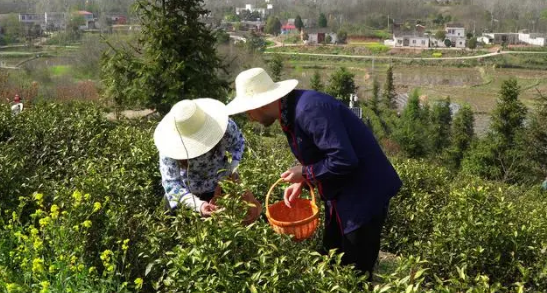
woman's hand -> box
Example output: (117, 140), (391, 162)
(200, 202), (219, 217)
(284, 182), (303, 208)
(281, 165), (304, 184)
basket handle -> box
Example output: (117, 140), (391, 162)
(265, 178), (316, 210)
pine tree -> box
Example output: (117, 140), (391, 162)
(383, 66), (396, 110)
(269, 54), (283, 82)
(430, 97), (452, 152)
(490, 78), (527, 146)
(318, 13), (327, 28)
(326, 67), (357, 104)
(462, 79), (530, 183)
(265, 15), (282, 36)
(526, 90), (547, 177)
(371, 78), (380, 114)
(295, 15), (304, 31)
(101, 0), (227, 114)
(310, 70), (324, 92)
(394, 89), (428, 158)
(446, 104), (474, 170)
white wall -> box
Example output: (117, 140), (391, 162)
(519, 34), (546, 46)
(478, 36), (491, 44)
(408, 37), (429, 48)
(446, 27), (465, 38)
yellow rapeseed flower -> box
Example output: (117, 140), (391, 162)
(39, 217), (51, 228)
(34, 193), (44, 202)
(50, 205), (60, 219)
(72, 191), (82, 206)
(93, 202), (102, 212)
(82, 220), (92, 228)
(32, 258), (44, 274)
(122, 239), (130, 251)
(33, 239), (43, 251)
(6, 283), (19, 293)
(40, 281), (50, 293)
(100, 250), (113, 262)
(134, 278), (144, 289)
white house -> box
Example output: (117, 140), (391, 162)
(235, 4), (266, 18)
(304, 28), (337, 44)
(480, 33), (519, 45)
(519, 33), (546, 46)
(44, 12), (66, 31)
(478, 35), (491, 44)
(18, 13), (44, 25)
(77, 11), (96, 30)
(445, 24), (466, 48)
(393, 33), (430, 48)
(446, 24), (465, 38)
(392, 27), (430, 48)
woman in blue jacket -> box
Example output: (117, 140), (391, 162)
(227, 68), (402, 281)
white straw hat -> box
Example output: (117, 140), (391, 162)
(226, 68), (299, 115)
(154, 98), (228, 160)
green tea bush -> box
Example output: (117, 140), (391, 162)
(383, 159), (451, 253)
(2, 102), (547, 292)
(385, 160), (547, 289)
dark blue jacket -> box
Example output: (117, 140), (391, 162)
(280, 90), (402, 234)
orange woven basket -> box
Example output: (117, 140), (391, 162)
(265, 178), (320, 241)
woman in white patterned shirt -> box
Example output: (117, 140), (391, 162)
(154, 98), (245, 217)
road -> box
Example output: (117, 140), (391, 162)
(263, 49), (547, 61)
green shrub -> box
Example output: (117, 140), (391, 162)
(2, 102), (547, 291)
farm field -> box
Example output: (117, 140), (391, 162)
(280, 59), (547, 134)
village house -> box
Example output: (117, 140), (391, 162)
(77, 11), (96, 30)
(44, 12), (66, 31)
(479, 33), (519, 45)
(240, 20), (264, 32)
(392, 29), (430, 48)
(18, 13), (44, 26)
(281, 23), (297, 35)
(479, 31), (546, 46)
(235, 4), (267, 18)
(303, 28), (337, 44)
(445, 24), (466, 48)
(18, 11), (97, 31)
(287, 18), (309, 28)
(108, 15), (127, 25)
(519, 33), (547, 46)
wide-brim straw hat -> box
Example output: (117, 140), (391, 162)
(154, 98), (228, 160)
(226, 68), (299, 115)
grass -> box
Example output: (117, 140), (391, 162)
(364, 43), (390, 54)
(50, 65), (71, 76)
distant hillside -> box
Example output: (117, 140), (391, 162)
(0, 2), (27, 13)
